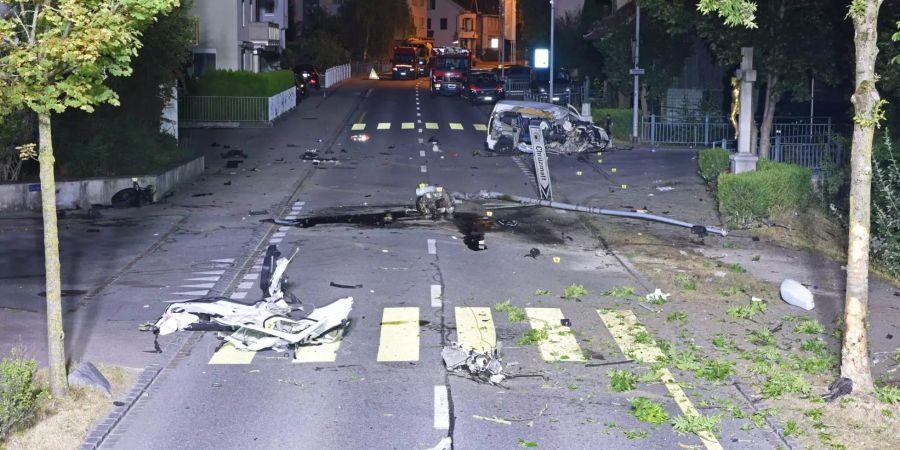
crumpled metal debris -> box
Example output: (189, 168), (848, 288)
(442, 342), (505, 385)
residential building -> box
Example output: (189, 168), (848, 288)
(428, 0), (464, 46)
(190, 0), (289, 74)
(428, 0), (513, 60)
(409, 0), (428, 39)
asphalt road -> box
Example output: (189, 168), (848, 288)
(9, 78), (784, 449)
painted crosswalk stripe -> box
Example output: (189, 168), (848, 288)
(376, 307), (419, 362)
(402, 122), (415, 129)
(425, 122), (439, 129)
(420, 165), (427, 173)
(194, 270), (226, 276)
(208, 343), (256, 365)
(270, 238), (283, 244)
(427, 239), (437, 255)
(186, 276), (219, 282)
(419, 150), (426, 157)
(211, 258), (235, 263)
(279, 226), (291, 232)
(434, 385), (450, 430)
(377, 122), (391, 130)
(243, 273), (259, 280)
(294, 341), (341, 363)
(455, 307), (496, 352)
(598, 310), (723, 450)
(272, 232), (287, 238)
(431, 285), (442, 308)
(180, 283), (215, 289)
(351, 123), (366, 131)
(173, 290), (209, 296)
(230, 291), (248, 300)
(524, 308), (586, 362)
(237, 281), (254, 290)
(448, 123), (463, 130)
(473, 124), (487, 131)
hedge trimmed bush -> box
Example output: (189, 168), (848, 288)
(190, 70), (295, 97)
(591, 108), (636, 141)
(1, 349), (47, 441)
(699, 148), (730, 187)
(717, 159), (812, 227)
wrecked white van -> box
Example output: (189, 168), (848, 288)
(484, 100), (610, 155)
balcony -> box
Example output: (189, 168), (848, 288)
(247, 21), (280, 49)
(458, 29), (477, 40)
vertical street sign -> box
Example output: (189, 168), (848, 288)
(529, 125), (552, 200)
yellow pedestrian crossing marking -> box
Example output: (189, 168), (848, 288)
(208, 342), (256, 365)
(455, 307), (496, 352)
(598, 310), (723, 450)
(377, 307), (420, 362)
(525, 308), (585, 362)
(294, 341), (341, 363)
(350, 122), (490, 132)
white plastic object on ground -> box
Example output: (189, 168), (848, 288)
(368, 68), (379, 80)
(645, 289), (670, 303)
(780, 279), (815, 310)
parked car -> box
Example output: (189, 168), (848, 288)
(293, 64), (320, 96)
(533, 68), (574, 102)
(391, 46), (419, 80)
(467, 70), (505, 104)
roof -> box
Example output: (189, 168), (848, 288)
(450, 0), (500, 15)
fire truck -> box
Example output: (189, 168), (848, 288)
(429, 47), (471, 97)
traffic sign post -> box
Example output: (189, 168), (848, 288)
(529, 125), (553, 200)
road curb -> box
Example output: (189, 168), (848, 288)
(79, 331), (193, 450)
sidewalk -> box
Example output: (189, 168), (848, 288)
(0, 79), (373, 369)
(548, 143), (899, 381)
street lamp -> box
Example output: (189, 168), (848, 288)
(549, 0), (555, 102)
(630, 1), (643, 143)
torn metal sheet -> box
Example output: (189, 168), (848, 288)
(143, 244), (353, 355)
(442, 342), (505, 385)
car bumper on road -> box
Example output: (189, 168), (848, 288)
(469, 92), (504, 103)
(432, 83), (464, 96)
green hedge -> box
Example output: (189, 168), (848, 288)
(591, 108), (636, 141)
(57, 122), (195, 178)
(190, 70), (295, 97)
(699, 148), (731, 187)
(717, 159), (812, 227)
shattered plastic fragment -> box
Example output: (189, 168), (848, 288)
(644, 289), (670, 303)
(780, 279), (815, 310)
(442, 342), (505, 385)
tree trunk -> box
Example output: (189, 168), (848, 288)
(363, 24), (371, 63)
(38, 113), (67, 397)
(842, 0), (883, 395)
(758, 74), (778, 160)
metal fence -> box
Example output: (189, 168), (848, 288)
(769, 130), (846, 171)
(641, 114), (732, 146)
(180, 87), (297, 125)
(180, 95), (269, 123)
(503, 79), (532, 99)
(324, 63), (351, 88)
(524, 88), (584, 107)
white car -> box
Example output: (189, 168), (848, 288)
(484, 100), (609, 154)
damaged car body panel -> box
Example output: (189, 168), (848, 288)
(147, 244), (353, 354)
(485, 100), (610, 155)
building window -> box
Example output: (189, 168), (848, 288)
(261, 0), (274, 14)
(429, 0), (435, 10)
(463, 18), (472, 31)
(427, 18), (431, 30)
(242, 0), (246, 27)
(440, 18), (447, 30)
